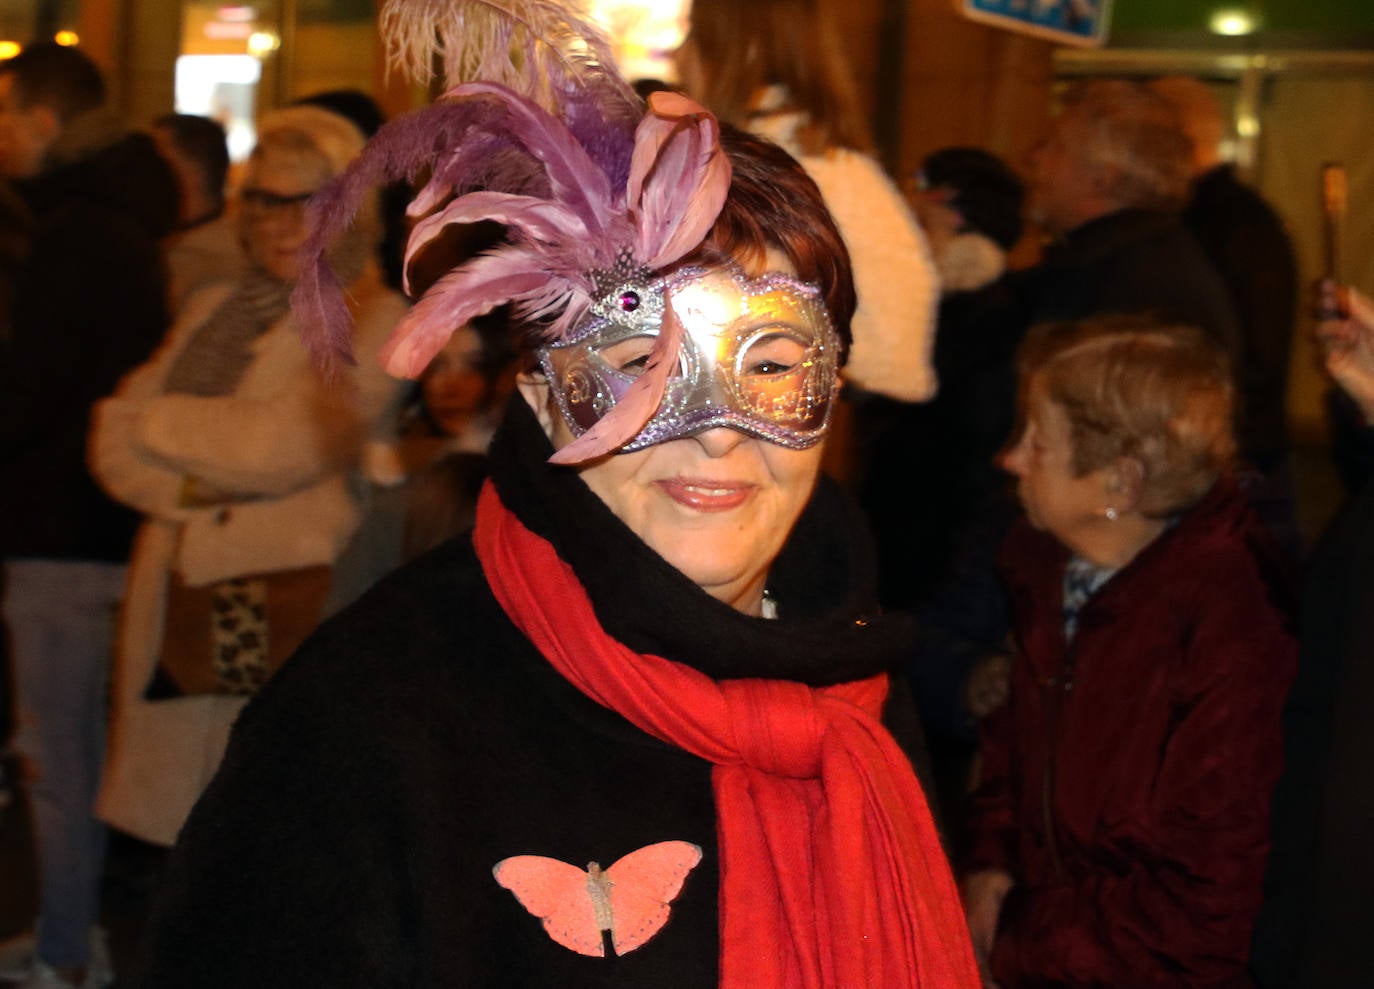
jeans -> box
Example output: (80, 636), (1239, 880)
(3, 559), (124, 969)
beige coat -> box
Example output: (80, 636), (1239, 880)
(90, 267), (408, 846)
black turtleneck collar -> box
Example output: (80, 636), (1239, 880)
(485, 394), (914, 685)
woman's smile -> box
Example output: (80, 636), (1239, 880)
(654, 476), (756, 512)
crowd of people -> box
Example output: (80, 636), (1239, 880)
(0, 0), (1366, 987)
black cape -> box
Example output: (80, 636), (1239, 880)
(138, 396), (934, 988)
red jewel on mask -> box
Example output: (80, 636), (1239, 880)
(618, 290), (640, 312)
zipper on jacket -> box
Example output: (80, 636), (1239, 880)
(1041, 649), (1076, 883)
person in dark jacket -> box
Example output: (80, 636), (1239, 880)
(0, 42), (175, 989)
(1251, 283), (1374, 988)
(135, 6), (980, 987)
(1149, 75), (1302, 558)
(150, 112), (244, 313)
(857, 147), (1028, 830)
(962, 317), (1297, 988)
(862, 146), (1027, 612)
(1020, 79), (1240, 362)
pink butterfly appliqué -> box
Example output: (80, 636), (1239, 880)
(492, 840), (703, 957)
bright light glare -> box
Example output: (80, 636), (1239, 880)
(54, 31), (79, 46)
(174, 54), (262, 162)
(1210, 9), (1256, 36)
(246, 31), (280, 56)
(0, 41), (19, 60)
(587, 0), (687, 81)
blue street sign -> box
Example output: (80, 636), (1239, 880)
(960, 0), (1113, 47)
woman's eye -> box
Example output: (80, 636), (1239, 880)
(597, 336), (656, 377)
(741, 332), (807, 377)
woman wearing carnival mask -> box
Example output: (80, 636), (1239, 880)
(136, 3), (980, 987)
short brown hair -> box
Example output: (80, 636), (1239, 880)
(689, 123), (855, 357)
(1020, 315), (1235, 516)
(1, 42), (104, 123)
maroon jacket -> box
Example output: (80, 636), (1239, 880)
(966, 479), (1297, 988)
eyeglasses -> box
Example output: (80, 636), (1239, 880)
(240, 187), (315, 217)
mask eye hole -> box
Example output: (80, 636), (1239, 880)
(596, 335), (656, 377)
(739, 330), (809, 378)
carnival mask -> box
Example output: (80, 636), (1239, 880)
(538, 262), (841, 452)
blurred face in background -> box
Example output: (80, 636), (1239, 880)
(0, 74), (57, 179)
(910, 185), (963, 258)
(1026, 108), (1097, 237)
(238, 143), (331, 282)
(422, 325), (489, 437)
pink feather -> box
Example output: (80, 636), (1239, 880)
(626, 93), (731, 269)
(403, 192), (589, 296)
(380, 249), (554, 377)
(548, 294), (686, 464)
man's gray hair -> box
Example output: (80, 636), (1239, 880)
(1063, 79), (1193, 212)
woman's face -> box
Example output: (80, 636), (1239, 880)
(1001, 384), (1113, 550)
(422, 326), (488, 437)
(525, 251), (826, 616)
(911, 186), (963, 258)
(239, 145), (331, 282)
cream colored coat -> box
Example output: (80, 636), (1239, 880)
(90, 267), (408, 846)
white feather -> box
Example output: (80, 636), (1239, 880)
(379, 0), (630, 108)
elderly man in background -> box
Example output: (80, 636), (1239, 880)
(1149, 75), (1302, 558)
(0, 42), (176, 989)
(1022, 79), (1240, 362)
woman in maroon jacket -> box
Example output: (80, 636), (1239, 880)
(963, 316), (1297, 988)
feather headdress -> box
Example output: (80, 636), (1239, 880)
(294, 0), (731, 463)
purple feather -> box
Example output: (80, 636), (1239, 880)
(445, 83), (614, 234)
(291, 247), (355, 377)
(295, 98), (524, 368)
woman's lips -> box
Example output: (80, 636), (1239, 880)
(655, 477), (755, 512)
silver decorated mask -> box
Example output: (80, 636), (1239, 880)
(537, 261), (842, 453)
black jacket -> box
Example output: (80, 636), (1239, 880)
(0, 121), (175, 560)
(1021, 208), (1240, 363)
(138, 396), (935, 989)
(1252, 469), (1374, 988)
(1183, 165), (1299, 470)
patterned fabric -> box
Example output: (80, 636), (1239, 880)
(162, 270), (293, 397)
(1061, 555), (1115, 642)
(210, 577), (269, 695)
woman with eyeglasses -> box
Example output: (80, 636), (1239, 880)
(89, 105), (408, 850)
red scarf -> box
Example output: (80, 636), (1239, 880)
(474, 483), (979, 988)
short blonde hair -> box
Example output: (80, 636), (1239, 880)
(254, 105), (366, 177)
(1060, 79), (1193, 212)
(1020, 316), (1235, 516)
(245, 105), (377, 265)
